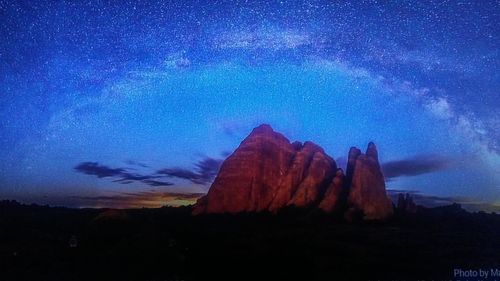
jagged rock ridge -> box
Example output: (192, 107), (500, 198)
(193, 124), (393, 220)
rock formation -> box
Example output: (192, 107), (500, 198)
(346, 142), (394, 220)
(193, 124), (394, 220)
(318, 168), (345, 213)
(193, 124), (296, 214)
(268, 141), (332, 212)
(285, 142), (336, 208)
(396, 193), (418, 214)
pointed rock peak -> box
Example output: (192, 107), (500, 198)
(245, 124), (290, 144)
(346, 147), (362, 180)
(348, 147), (361, 159)
(251, 124), (274, 134)
(366, 142), (378, 161)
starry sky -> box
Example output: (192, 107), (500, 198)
(0, 0), (499, 209)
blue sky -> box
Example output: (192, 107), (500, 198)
(0, 0), (499, 208)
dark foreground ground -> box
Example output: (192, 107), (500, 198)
(1, 201), (499, 281)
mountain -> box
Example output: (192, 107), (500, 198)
(193, 124), (393, 220)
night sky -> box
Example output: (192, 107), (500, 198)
(0, 0), (499, 209)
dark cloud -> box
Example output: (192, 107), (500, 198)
(74, 162), (173, 187)
(158, 168), (200, 182)
(114, 174), (153, 182)
(195, 157), (222, 181)
(74, 162), (126, 178)
(382, 154), (454, 179)
(76, 155), (225, 188)
(141, 179), (175, 187)
(157, 156), (223, 185)
(115, 180), (134, 184)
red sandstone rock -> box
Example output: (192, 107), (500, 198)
(318, 168), (345, 213)
(194, 124), (296, 214)
(269, 141), (323, 212)
(193, 125), (394, 220)
(287, 143), (336, 208)
(346, 142), (393, 220)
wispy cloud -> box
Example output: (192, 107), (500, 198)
(141, 179), (175, 187)
(75, 162), (125, 178)
(74, 162), (174, 187)
(157, 156), (223, 185)
(382, 154), (456, 179)
(75, 156), (224, 188)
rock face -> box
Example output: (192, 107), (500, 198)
(318, 169), (345, 213)
(193, 124), (394, 220)
(268, 141), (332, 212)
(193, 124), (296, 214)
(346, 142), (394, 220)
(286, 142), (336, 208)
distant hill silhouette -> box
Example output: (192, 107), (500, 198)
(1, 199), (499, 280)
